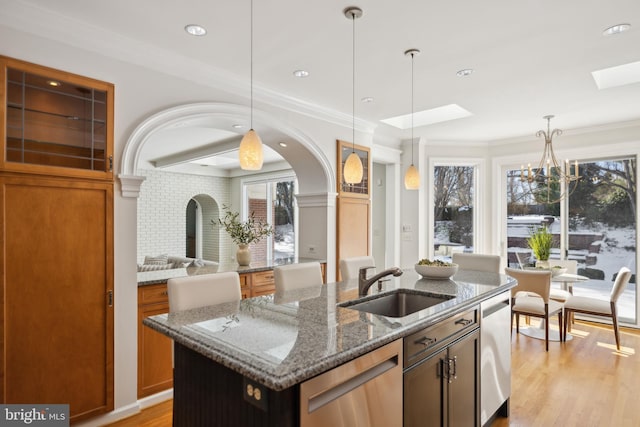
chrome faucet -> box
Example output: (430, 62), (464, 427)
(358, 266), (403, 296)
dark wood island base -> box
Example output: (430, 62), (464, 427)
(173, 343), (299, 427)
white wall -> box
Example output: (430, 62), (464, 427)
(137, 169), (231, 263)
(372, 162), (387, 268)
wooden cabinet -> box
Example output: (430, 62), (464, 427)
(138, 284), (173, 398)
(249, 270), (276, 297)
(404, 309), (480, 427)
(0, 55), (114, 180)
(0, 57), (115, 422)
(0, 174), (114, 422)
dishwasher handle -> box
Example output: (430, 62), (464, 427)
(307, 355), (398, 413)
(482, 298), (510, 318)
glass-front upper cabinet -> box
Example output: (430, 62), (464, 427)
(0, 56), (114, 180)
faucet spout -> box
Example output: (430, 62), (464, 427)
(358, 267), (403, 296)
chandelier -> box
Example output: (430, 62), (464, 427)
(520, 115), (581, 203)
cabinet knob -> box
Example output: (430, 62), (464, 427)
(455, 318), (472, 326)
(415, 336), (436, 347)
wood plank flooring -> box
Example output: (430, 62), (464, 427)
(107, 319), (640, 427)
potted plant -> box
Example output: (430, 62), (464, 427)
(214, 205), (273, 266)
(526, 225), (553, 267)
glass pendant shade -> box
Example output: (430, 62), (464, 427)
(239, 128), (264, 170)
(404, 164), (420, 190)
(343, 151), (363, 184)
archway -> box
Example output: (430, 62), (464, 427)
(119, 102), (337, 276)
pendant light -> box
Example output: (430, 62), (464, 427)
(239, 0), (264, 170)
(342, 6), (364, 184)
(404, 49), (420, 190)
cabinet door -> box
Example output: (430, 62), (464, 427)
(138, 301), (173, 398)
(0, 55), (114, 180)
(0, 175), (114, 422)
(447, 330), (479, 427)
(403, 348), (446, 427)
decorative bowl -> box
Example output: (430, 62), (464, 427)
(415, 263), (459, 279)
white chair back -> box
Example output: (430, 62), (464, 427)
(339, 256), (375, 280)
(452, 253), (501, 273)
(610, 267), (632, 303)
(548, 259), (577, 274)
(274, 262), (324, 292)
(167, 272), (241, 312)
(505, 267), (552, 302)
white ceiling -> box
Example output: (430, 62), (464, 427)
(3, 0), (640, 166)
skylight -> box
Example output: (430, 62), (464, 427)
(380, 104), (472, 129)
(592, 60), (640, 90)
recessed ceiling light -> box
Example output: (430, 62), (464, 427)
(603, 23), (631, 36)
(279, 142), (287, 147)
(47, 80), (62, 87)
(361, 97), (374, 103)
(232, 124), (244, 129)
(184, 24), (207, 36)
(456, 69), (474, 77)
(293, 69), (309, 78)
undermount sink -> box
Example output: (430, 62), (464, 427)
(339, 289), (455, 318)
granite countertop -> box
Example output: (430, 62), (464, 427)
(143, 269), (516, 391)
(137, 257), (326, 286)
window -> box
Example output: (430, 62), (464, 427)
(433, 165), (475, 260)
(506, 156), (637, 324)
(244, 176), (296, 261)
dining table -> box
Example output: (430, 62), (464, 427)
(518, 272), (589, 342)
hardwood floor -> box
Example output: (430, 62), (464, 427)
(106, 400), (172, 427)
(107, 319), (640, 427)
(491, 319), (640, 427)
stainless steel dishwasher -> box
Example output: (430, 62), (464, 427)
(300, 339), (402, 427)
(480, 291), (511, 425)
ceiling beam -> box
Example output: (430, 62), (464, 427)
(151, 136), (243, 168)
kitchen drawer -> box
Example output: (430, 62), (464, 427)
(252, 270), (275, 286)
(139, 283), (169, 305)
(252, 284), (276, 297)
(404, 307), (478, 367)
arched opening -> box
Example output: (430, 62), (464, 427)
(186, 199), (198, 258)
(121, 102), (336, 276)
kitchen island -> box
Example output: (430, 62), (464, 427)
(144, 268), (516, 426)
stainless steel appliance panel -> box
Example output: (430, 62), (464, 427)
(300, 339), (402, 427)
(480, 291), (511, 425)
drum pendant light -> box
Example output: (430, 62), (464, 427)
(342, 7), (364, 184)
(404, 48), (420, 190)
(239, 0), (264, 170)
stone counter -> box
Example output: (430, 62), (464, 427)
(137, 257), (326, 286)
(144, 269), (515, 391)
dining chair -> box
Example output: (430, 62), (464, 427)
(167, 272), (242, 312)
(452, 253), (501, 273)
(274, 262), (324, 292)
(505, 267), (563, 351)
(339, 256), (376, 280)
(562, 266), (632, 350)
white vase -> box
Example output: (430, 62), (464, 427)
(236, 244), (251, 266)
(536, 260), (550, 269)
